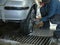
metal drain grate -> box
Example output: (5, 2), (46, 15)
(0, 34), (51, 45)
(18, 36), (51, 45)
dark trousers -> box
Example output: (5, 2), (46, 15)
(51, 14), (60, 38)
(54, 24), (60, 38)
(43, 21), (50, 29)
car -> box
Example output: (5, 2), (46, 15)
(0, 0), (35, 35)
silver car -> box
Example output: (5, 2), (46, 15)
(0, 0), (35, 35)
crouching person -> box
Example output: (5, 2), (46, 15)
(34, 0), (60, 30)
(33, 0), (50, 29)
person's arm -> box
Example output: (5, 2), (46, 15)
(40, 0), (57, 22)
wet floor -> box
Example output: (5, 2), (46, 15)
(0, 22), (20, 35)
(0, 22), (24, 45)
(0, 22), (60, 45)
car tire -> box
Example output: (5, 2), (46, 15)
(23, 18), (33, 35)
(22, 8), (35, 35)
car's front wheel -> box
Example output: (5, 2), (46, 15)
(22, 8), (35, 35)
(24, 17), (33, 35)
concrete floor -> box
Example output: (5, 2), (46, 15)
(0, 22), (20, 35)
(0, 22), (60, 45)
(29, 29), (54, 37)
(0, 22), (54, 36)
(0, 39), (33, 45)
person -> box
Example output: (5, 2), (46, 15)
(33, 0), (50, 29)
(33, 0), (60, 29)
(41, 0), (60, 29)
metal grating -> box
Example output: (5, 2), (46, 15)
(0, 34), (51, 45)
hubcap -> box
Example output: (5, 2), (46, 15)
(29, 19), (33, 33)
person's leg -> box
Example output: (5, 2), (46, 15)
(53, 24), (60, 39)
(56, 24), (60, 30)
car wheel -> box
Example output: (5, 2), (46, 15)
(23, 16), (33, 35)
(23, 8), (35, 35)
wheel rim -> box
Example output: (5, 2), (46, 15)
(28, 9), (35, 33)
(29, 19), (33, 33)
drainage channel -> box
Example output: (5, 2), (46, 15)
(0, 34), (51, 45)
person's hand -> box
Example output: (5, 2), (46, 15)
(34, 21), (44, 28)
(37, 21), (44, 28)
